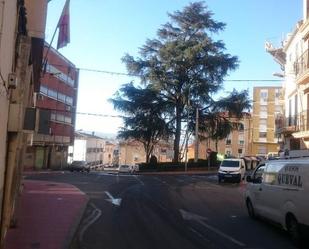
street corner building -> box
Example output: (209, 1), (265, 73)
(23, 44), (79, 171)
(266, 0), (309, 152)
(0, 0), (51, 245)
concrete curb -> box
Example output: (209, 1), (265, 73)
(63, 191), (89, 249)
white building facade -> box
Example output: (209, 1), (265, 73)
(69, 132), (104, 166)
(268, 0), (309, 151)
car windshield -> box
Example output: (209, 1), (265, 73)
(72, 161), (85, 166)
(221, 160), (240, 167)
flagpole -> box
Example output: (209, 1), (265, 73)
(42, 26), (58, 73)
(42, 0), (70, 73)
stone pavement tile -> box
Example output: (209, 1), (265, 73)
(4, 180), (88, 249)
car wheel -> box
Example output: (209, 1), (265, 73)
(286, 214), (302, 246)
(246, 199), (256, 219)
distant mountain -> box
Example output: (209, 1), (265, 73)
(76, 130), (117, 141)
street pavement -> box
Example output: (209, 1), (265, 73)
(26, 171), (297, 249)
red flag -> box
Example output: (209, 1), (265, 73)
(57, 0), (70, 49)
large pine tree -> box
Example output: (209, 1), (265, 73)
(121, 2), (248, 162)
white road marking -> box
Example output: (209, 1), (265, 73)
(180, 209), (246, 247)
(134, 175), (145, 186)
(179, 209), (208, 221)
(79, 203), (102, 245)
(105, 191), (122, 206)
(189, 227), (211, 243)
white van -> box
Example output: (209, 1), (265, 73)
(245, 159), (309, 246)
(218, 158), (246, 183)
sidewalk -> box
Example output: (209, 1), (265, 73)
(4, 180), (88, 249)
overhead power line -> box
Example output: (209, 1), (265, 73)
(47, 63), (282, 82)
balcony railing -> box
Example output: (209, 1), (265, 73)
(294, 50), (309, 81)
(275, 111), (309, 134)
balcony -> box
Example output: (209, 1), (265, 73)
(294, 50), (309, 84)
(275, 111), (309, 136)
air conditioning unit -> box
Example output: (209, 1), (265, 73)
(8, 73), (17, 89)
(65, 105), (71, 111)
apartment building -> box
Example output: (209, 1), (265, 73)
(118, 140), (173, 165)
(23, 44), (79, 170)
(103, 141), (116, 165)
(251, 87), (283, 155)
(68, 132), (104, 166)
(189, 113), (252, 159)
(267, 0), (309, 151)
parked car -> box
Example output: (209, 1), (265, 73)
(245, 159), (309, 246)
(118, 164), (131, 173)
(69, 160), (90, 172)
(217, 158), (246, 183)
(266, 151), (280, 160)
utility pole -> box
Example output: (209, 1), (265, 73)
(194, 107), (199, 162)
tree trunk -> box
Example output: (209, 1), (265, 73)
(215, 139), (218, 152)
(173, 104), (182, 162)
(146, 152), (150, 163)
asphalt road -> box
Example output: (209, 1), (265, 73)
(26, 172), (297, 249)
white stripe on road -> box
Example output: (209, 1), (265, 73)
(79, 203), (102, 246)
(197, 219), (246, 247)
(134, 175), (145, 186)
(180, 209), (246, 247)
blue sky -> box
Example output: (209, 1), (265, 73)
(46, 0), (302, 135)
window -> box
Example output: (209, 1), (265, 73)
(221, 160), (240, 167)
(47, 89), (57, 99)
(238, 134), (244, 145)
(50, 113), (56, 121)
(56, 114), (65, 122)
(40, 85), (48, 95)
(58, 92), (66, 103)
(238, 123), (244, 131)
(226, 133), (232, 145)
(238, 148), (242, 154)
(260, 89), (268, 104)
(259, 132), (267, 138)
(64, 116), (72, 124)
(66, 96), (73, 105)
(253, 165), (266, 182)
(263, 164), (284, 185)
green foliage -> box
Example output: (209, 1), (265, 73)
(138, 159), (220, 172)
(110, 83), (171, 163)
(117, 2), (250, 162)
